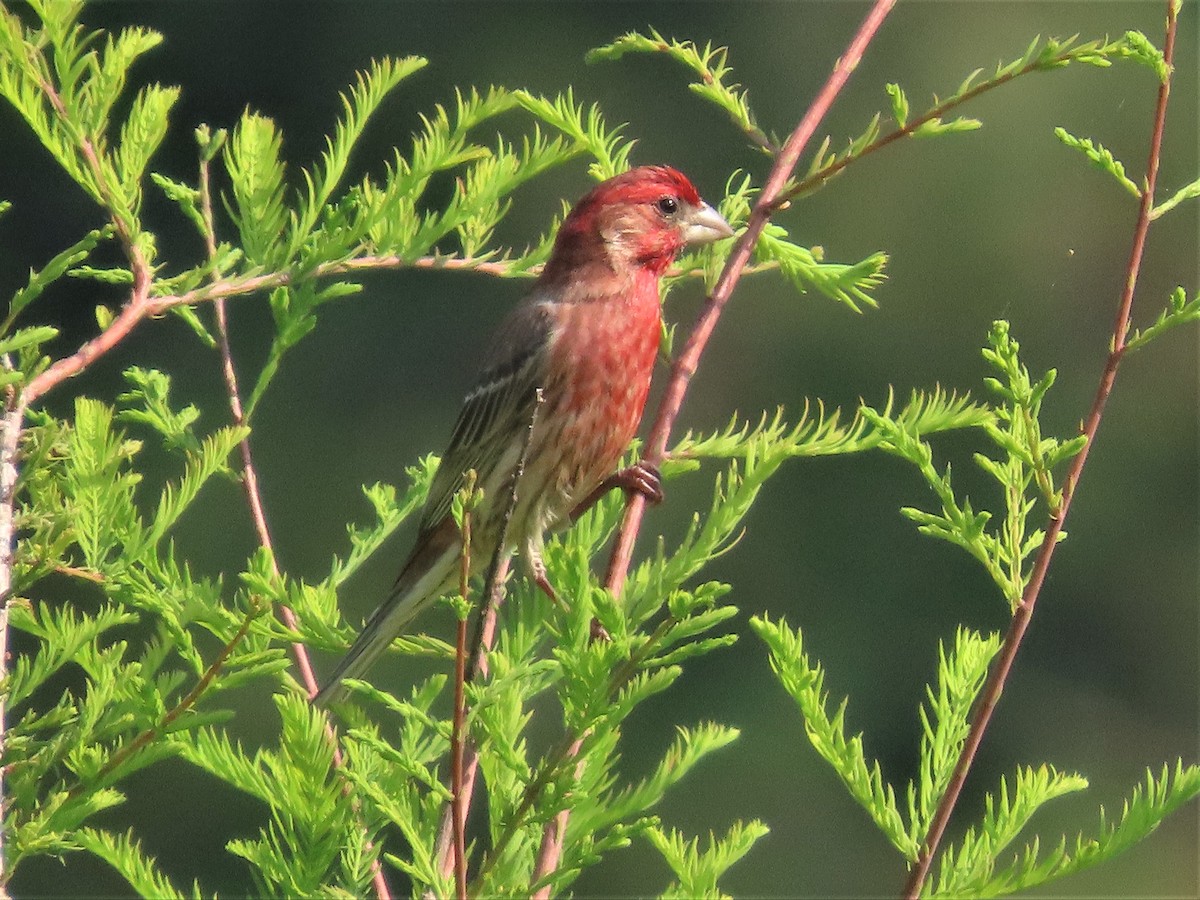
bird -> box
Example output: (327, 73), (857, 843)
(314, 166), (734, 706)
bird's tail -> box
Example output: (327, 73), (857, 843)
(314, 530), (459, 708)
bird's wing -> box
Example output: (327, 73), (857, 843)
(417, 301), (553, 534)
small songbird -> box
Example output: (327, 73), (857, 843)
(315, 166), (734, 706)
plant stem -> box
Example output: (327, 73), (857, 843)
(198, 152), (394, 899)
(0, 394), (24, 893)
(431, 560), (507, 889)
(66, 603), (264, 800)
(451, 484), (473, 900)
(774, 38), (1100, 211)
(603, 0), (898, 595)
(432, 394), (541, 891)
(515, 4), (900, 888)
(901, 3), (1178, 895)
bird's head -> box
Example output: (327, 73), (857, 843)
(545, 166), (735, 280)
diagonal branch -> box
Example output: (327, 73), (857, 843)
(603, 0), (898, 594)
(0, 393), (24, 888)
(530, 1), (899, 890)
(901, 2), (1180, 895)
(197, 151), (394, 900)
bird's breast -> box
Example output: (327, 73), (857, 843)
(536, 289), (662, 509)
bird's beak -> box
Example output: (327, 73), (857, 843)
(681, 202), (736, 246)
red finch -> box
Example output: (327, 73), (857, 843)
(316, 166), (733, 706)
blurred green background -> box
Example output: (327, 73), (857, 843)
(2, 2), (1196, 896)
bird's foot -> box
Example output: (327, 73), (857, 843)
(611, 461), (664, 505)
(570, 460), (664, 522)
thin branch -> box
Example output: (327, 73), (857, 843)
(433, 392), (542, 887)
(51, 563), (104, 583)
(66, 601), (265, 801)
(774, 38), (1111, 210)
(0, 393), (25, 889)
(196, 150), (394, 899)
(197, 151), (326, 701)
(450, 473), (476, 900)
(529, 734), (586, 899)
(21, 254), (501, 404)
(603, 0), (898, 594)
(901, 3), (1179, 895)
(519, 4), (899, 887)
(431, 559), (508, 889)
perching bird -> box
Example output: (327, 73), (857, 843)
(315, 166), (734, 706)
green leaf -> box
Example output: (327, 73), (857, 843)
(3, 227), (112, 334)
(6, 602), (139, 707)
(150, 171), (206, 234)
(912, 115), (982, 137)
(223, 110), (288, 265)
(116, 367), (202, 452)
(930, 764), (1089, 896)
(0, 325), (58, 356)
(1112, 30), (1169, 82)
(906, 629), (1003, 841)
(572, 723), (740, 839)
(1126, 287), (1200, 352)
(514, 88), (634, 181)
(114, 83), (179, 209)
(588, 28), (775, 155)
(752, 614), (919, 859)
(146, 425), (248, 547)
(1054, 127), (1140, 198)
(754, 224), (886, 312)
(886, 82), (910, 128)
(648, 819), (769, 899)
(1151, 176), (1200, 220)
(288, 55), (428, 261)
(74, 827), (199, 899)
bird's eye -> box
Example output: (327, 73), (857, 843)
(655, 196), (679, 216)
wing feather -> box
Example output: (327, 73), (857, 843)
(418, 302), (553, 533)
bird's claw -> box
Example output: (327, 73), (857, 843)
(612, 461), (664, 505)
(569, 460), (665, 523)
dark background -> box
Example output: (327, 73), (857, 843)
(2, 2), (1196, 896)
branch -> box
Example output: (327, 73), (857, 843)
(20, 254), (508, 405)
(901, 2), (1180, 895)
(774, 37), (1119, 210)
(430, 393), (542, 891)
(526, 7), (898, 887)
(0, 393), (25, 889)
(430, 559), (508, 889)
(66, 600), (265, 801)
(603, 0), (897, 594)
(448, 471), (482, 900)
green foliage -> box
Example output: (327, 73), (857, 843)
(755, 224), (888, 313)
(223, 111), (288, 266)
(1, 226), (112, 339)
(757, 318), (1195, 895)
(1151, 175), (1200, 220)
(226, 696), (372, 895)
(859, 322), (1084, 608)
(73, 828), (202, 899)
(587, 28), (776, 155)
(906, 629), (1003, 845)
(1054, 127), (1140, 197)
(753, 614), (919, 858)
(1126, 286), (1200, 352)
(928, 762), (1200, 897)
(513, 88), (635, 182)
(648, 819), (770, 899)
(0, 1), (176, 240)
(0, 3), (1194, 897)
(791, 32), (1149, 204)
